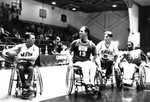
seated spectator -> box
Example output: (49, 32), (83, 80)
(11, 29), (21, 44)
(51, 36), (63, 54)
(60, 44), (68, 54)
(39, 33), (45, 45)
(14, 30), (21, 39)
(0, 25), (10, 43)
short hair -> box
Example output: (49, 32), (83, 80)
(56, 36), (61, 41)
(127, 41), (134, 46)
(84, 26), (90, 36)
(104, 31), (113, 38)
(25, 32), (35, 40)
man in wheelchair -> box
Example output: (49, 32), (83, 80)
(2, 32), (39, 96)
(96, 31), (119, 85)
(115, 41), (149, 87)
(67, 26), (100, 93)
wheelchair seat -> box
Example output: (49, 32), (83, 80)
(8, 61), (43, 97)
(66, 64), (102, 97)
(115, 62), (147, 90)
(72, 65), (83, 75)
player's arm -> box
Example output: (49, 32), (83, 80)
(140, 50), (149, 63)
(91, 42), (101, 70)
(2, 44), (22, 57)
(66, 40), (76, 65)
(17, 46), (39, 61)
(96, 41), (104, 70)
(96, 41), (102, 57)
(114, 51), (126, 69)
(113, 41), (119, 61)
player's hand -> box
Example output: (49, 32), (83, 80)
(14, 56), (22, 62)
(2, 49), (8, 58)
(14, 56), (18, 61)
(97, 66), (102, 72)
(69, 62), (73, 67)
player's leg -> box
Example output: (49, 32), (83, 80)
(17, 63), (26, 89)
(88, 61), (97, 86)
(80, 61), (90, 85)
(122, 62), (136, 85)
(26, 65), (34, 92)
(17, 63), (28, 95)
(105, 60), (113, 79)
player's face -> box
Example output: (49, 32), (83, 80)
(27, 35), (35, 45)
(104, 34), (111, 42)
(127, 43), (133, 51)
(79, 27), (87, 38)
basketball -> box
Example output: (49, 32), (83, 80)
(147, 52), (150, 58)
(6, 50), (17, 57)
(5, 50), (18, 62)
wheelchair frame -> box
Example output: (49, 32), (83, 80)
(100, 62), (116, 89)
(66, 65), (102, 97)
(115, 63), (147, 90)
(8, 62), (43, 97)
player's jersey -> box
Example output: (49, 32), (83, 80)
(69, 39), (97, 63)
(97, 41), (118, 60)
(125, 49), (143, 66)
(17, 43), (39, 65)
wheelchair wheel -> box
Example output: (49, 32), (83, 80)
(32, 74), (37, 97)
(15, 74), (21, 97)
(66, 66), (74, 95)
(8, 67), (16, 95)
(94, 70), (103, 95)
(139, 65), (146, 89)
(35, 66), (43, 95)
(115, 68), (122, 90)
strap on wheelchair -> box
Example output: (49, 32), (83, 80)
(72, 65), (82, 69)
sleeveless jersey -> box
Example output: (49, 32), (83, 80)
(97, 41), (116, 60)
(18, 43), (39, 65)
(69, 39), (97, 63)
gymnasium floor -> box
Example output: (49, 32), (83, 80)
(0, 65), (150, 102)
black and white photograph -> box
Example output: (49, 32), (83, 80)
(0, 0), (150, 102)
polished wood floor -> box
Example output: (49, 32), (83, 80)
(0, 65), (150, 102)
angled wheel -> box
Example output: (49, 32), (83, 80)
(35, 66), (43, 95)
(15, 74), (21, 97)
(115, 68), (122, 90)
(139, 64), (146, 89)
(8, 67), (16, 95)
(94, 70), (103, 96)
(66, 66), (74, 95)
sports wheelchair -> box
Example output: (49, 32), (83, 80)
(8, 61), (43, 97)
(115, 62), (147, 90)
(100, 62), (115, 89)
(66, 64), (103, 97)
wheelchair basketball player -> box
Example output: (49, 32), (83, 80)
(115, 41), (149, 87)
(67, 26), (100, 93)
(2, 32), (39, 97)
(96, 31), (119, 85)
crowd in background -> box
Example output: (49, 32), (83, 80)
(0, 1), (82, 58)
(0, 1), (21, 21)
(0, 5), (79, 55)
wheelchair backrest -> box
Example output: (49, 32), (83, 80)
(34, 55), (40, 67)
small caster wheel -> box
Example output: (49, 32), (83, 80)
(111, 84), (114, 89)
(74, 88), (78, 97)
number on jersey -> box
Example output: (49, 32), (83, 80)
(78, 45), (87, 56)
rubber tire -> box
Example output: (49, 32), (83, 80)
(8, 67), (16, 95)
(66, 66), (74, 95)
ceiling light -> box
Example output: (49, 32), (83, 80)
(72, 8), (76, 11)
(52, 1), (56, 5)
(112, 5), (117, 7)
